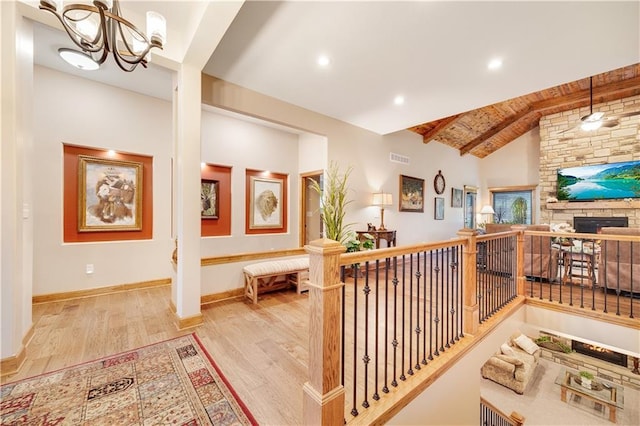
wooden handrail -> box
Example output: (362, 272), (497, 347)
(481, 396), (526, 426)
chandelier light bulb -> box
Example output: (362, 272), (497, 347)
(147, 11), (167, 47)
(76, 17), (99, 40)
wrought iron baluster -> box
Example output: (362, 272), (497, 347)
(428, 251), (434, 361)
(383, 257), (390, 393)
(439, 248), (445, 353)
(351, 272), (359, 417)
(414, 252), (422, 370)
(373, 260), (380, 401)
(362, 266), (371, 409)
(400, 255), (406, 381)
(391, 256), (399, 387)
(421, 250), (428, 364)
(433, 249), (440, 356)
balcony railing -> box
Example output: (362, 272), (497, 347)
(302, 227), (639, 425)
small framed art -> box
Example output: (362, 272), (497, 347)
(201, 179), (219, 219)
(434, 197), (445, 220)
(451, 187), (463, 208)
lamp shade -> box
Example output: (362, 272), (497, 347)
(480, 205), (496, 215)
(372, 192), (393, 206)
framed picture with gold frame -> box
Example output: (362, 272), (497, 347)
(249, 176), (283, 229)
(78, 155), (142, 232)
(200, 179), (219, 219)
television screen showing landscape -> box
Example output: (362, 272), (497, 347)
(557, 160), (640, 201)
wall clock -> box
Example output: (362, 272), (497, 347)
(434, 170), (446, 195)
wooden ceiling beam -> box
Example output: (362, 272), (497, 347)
(418, 113), (463, 143)
(533, 76), (640, 112)
(459, 106), (535, 155)
(459, 76), (640, 156)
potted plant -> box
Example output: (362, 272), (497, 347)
(309, 161), (353, 244)
(579, 370), (594, 389)
(343, 231), (375, 277)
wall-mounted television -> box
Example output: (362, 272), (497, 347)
(557, 160), (640, 201)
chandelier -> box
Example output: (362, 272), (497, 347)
(39, 0), (166, 72)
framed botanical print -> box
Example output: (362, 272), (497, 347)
(200, 179), (219, 219)
(249, 176), (283, 229)
(78, 155), (142, 232)
(399, 174), (425, 212)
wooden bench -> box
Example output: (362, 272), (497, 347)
(242, 257), (309, 304)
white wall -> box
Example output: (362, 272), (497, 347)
(203, 77), (483, 247)
(33, 66), (174, 295)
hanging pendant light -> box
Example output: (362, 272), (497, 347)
(39, 0), (166, 72)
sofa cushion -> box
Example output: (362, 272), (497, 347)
(495, 353), (524, 366)
(501, 342), (516, 356)
(514, 334), (539, 355)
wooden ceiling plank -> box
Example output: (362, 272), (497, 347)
(458, 107), (535, 155)
(417, 113), (463, 143)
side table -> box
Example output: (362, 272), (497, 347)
(356, 230), (396, 249)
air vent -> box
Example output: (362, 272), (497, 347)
(390, 152), (409, 165)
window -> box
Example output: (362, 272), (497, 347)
(490, 186), (536, 224)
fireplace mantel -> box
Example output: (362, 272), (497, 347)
(547, 200), (640, 210)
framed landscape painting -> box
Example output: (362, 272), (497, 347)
(78, 156), (142, 232)
(399, 174), (425, 212)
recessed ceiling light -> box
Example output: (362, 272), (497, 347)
(58, 48), (99, 71)
(107, 150), (116, 157)
(394, 95), (405, 106)
(487, 58), (503, 70)
(317, 55), (331, 67)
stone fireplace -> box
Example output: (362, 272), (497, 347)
(538, 94), (640, 228)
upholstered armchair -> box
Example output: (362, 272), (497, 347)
(598, 227), (640, 294)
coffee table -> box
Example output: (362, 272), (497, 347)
(555, 368), (624, 423)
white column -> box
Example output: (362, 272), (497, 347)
(1, 1), (34, 365)
(171, 63), (202, 328)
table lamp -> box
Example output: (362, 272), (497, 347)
(480, 205), (496, 224)
(372, 192), (393, 230)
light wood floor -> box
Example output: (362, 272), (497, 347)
(3, 278), (636, 425)
(2, 286), (310, 426)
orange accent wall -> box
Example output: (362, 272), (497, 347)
(201, 164), (232, 237)
(63, 144), (153, 242)
(245, 169), (288, 235)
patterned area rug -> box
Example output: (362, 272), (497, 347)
(1, 333), (257, 425)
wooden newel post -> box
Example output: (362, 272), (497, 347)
(457, 228), (479, 335)
(511, 225), (527, 296)
(303, 238), (346, 426)
(509, 411), (526, 426)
